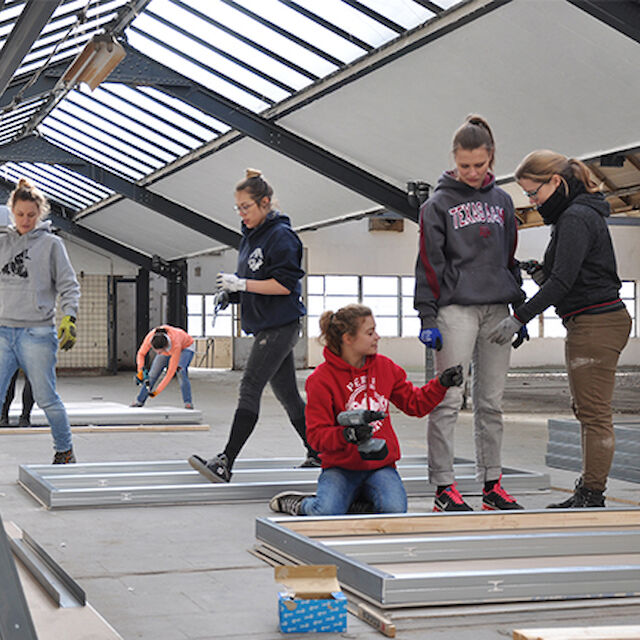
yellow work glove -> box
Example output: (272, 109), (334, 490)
(58, 315), (77, 351)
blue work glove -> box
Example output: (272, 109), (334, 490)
(488, 316), (523, 346)
(419, 327), (443, 351)
(512, 324), (530, 349)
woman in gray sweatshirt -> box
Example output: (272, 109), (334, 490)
(414, 115), (525, 512)
(0, 178), (80, 463)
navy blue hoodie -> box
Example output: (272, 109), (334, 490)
(414, 171), (523, 324)
(234, 210), (305, 334)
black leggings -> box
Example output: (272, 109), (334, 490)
(1, 369), (34, 420)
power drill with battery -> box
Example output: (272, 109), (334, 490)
(337, 409), (388, 461)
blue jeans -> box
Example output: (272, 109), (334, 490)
(137, 349), (194, 404)
(0, 326), (72, 451)
(300, 466), (407, 516)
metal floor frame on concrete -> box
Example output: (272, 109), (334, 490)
(18, 456), (550, 509)
(255, 510), (640, 609)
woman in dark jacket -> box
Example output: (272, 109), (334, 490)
(189, 169), (318, 483)
(489, 150), (632, 508)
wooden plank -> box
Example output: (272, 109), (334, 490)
(513, 626), (640, 640)
(0, 424), (209, 434)
(281, 510), (640, 538)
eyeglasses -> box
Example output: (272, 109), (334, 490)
(234, 201), (256, 213)
(522, 180), (549, 199)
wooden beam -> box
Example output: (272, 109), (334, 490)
(513, 626), (640, 640)
(282, 510), (640, 537)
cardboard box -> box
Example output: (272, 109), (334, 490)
(275, 565), (347, 633)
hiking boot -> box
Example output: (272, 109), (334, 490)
(547, 478), (605, 508)
(53, 449), (76, 464)
(269, 491), (310, 515)
(298, 454), (322, 468)
(482, 478), (524, 511)
(433, 483), (473, 512)
(188, 453), (232, 483)
(18, 415), (31, 427)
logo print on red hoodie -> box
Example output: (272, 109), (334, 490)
(345, 375), (388, 434)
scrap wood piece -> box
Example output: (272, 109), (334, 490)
(513, 626), (640, 640)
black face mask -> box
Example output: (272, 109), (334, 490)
(537, 185), (568, 225)
(537, 176), (586, 225)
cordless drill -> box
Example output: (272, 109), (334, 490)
(337, 410), (388, 461)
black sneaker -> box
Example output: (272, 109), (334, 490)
(18, 415), (31, 427)
(53, 449), (76, 464)
(188, 453), (232, 483)
(433, 483), (473, 512)
(547, 478), (605, 508)
(269, 491), (310, 515)
(298, 454), (322, 468)
(482, 478), (524, 510)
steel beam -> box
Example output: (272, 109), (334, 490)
(0, 0), (60, 99)
(256, 511), (640, 607)
(17, 457), (549, 510)
(567, 0), (640, 45)
(0, 513), (38, 640)
(0, 135), (242, 248)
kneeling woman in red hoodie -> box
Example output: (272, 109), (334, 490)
(269, 304), (462, 516)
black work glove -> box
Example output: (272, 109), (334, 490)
(343, 424), (373, 445)
(439, 364), (464, 388)
(519, 259), (546, 286)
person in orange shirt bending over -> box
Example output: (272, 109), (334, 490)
(131, 325), (196, 409)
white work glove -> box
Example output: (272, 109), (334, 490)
(488, 315), (523, 345)
(216, 272), (246, 292)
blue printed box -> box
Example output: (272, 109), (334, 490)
(275, 565), (347, 634)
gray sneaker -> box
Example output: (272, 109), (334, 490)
(269, 491), (311, 515)
(188, 453), (232, 483)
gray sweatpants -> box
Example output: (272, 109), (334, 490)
(427, 304), (511, 485)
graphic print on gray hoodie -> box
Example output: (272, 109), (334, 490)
(0, 220), (79, 327)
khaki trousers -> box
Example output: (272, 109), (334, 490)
(564, 308), (631, 491)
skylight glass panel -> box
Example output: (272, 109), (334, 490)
(162, 1), (313, 92)
(127, 28), (271, 113)
(355, 0), (436, 28)
(47, 163), (113, 200)
(172, 0), (339, 79)
(232, 0), (367, 63)
(103, 84), (215, 148)
(51, 98), (178, 166)
(290, 0), (398, 48)
(136, 11), (291, 104)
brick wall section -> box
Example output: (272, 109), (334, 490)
(56, 273), (110, 371)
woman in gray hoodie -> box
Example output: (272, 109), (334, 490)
(0, 178), (80, 463)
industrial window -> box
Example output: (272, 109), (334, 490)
(187, 293), (233, 337)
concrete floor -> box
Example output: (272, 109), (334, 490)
(1, 367), (639, 639)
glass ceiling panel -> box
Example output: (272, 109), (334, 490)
(354, 0), (436, 29)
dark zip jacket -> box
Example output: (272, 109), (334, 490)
(414, 171), (523, 324)
(514, 192), (623, 323)
(234, 210), (305, 334)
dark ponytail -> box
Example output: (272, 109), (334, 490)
(452, 114), (496, 169)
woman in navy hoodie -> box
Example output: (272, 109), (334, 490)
(414, 115), (526, 512)
(269, 304), (462, 516)
(189, 169), (317, 483)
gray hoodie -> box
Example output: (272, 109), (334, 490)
(0, 220), (79, 327)
(414, 171), (523, 324)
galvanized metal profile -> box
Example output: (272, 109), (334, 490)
(255, 510), (640, 608)
(8, 529), (86, 608)
(18, 456), (549, 509)
(0, 513), (38, 640)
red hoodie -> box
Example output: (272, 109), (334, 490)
(306, 346), (447, 471)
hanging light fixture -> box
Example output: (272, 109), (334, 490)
(62, 34), (126, 91)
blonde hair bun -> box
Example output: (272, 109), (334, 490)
(245, 168), (262, 179)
